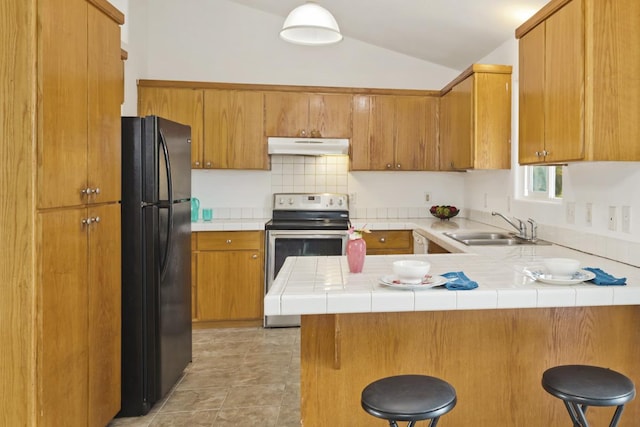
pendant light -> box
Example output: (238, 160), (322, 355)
(280, 2), (343, 46)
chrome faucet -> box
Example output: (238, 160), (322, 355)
(527, 218), (538, 242)
(491, 211), (527, 239)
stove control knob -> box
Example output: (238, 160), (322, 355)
(288, 198), (294, 205)
(337, 198), (344, 206)
(329, 199), (334, 206)
(278, 197), (284, 205)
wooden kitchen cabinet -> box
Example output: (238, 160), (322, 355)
(351, 95), (438, 171)
(193, 231), (264, 327)
(439, 64), (512, 171)
(40, 1), (123, 426)
(203, 89), (267, 169)
(138, 85), (205, 168)
(517, 0), (640, 163)
(264, 91), (352, 138)
(363, 230), (413, 255)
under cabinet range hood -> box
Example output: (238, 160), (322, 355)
(267, 137), (349, 156)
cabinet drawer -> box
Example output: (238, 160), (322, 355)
(196, 231), (264, 251)
(364, 230), (413, 253)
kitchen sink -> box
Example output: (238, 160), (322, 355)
(443, 232), (551, 246)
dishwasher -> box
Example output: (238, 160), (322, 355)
(412, 230), (429, 254)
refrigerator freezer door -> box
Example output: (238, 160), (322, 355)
(157, 201), (192, 398)
(141, 116), (191, 204)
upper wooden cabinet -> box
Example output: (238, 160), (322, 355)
(138, 86), (204, 168)
(351, 95), (438, 171)
(264, 91), (352, 138)
(203, 89), (267, 169)
(439, 65), (512, 171)
(517, 0), (640, 164)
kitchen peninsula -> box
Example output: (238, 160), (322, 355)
(265, 219), (640, 426)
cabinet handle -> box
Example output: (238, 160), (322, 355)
(543, 150), (550, 156)
(92, 216), (101, 223)
(252, 254), (258, 259)
(226, 239), (232, 244)
(379, 237), (386, 243)
(205, 162), (212, 167)
(194, 161), (200, 166)
(94, 187), (100, 195)
(81, 187), (92, 196)
(300, 129), (307, 136)
(396, 164), (401, 169)
(386, 163), (392, 169)
(82, 218), (90, 225)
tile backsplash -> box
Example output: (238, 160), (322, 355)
(270, 155), (349, 194)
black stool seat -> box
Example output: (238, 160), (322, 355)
(361, 375), (456, 427)
(542, 365), (636, 426)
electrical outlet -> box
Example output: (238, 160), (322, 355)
(622, 206), (631, 233)
(585, 203), (593, 226)
(608, 206), (617, 231)
(424, 192), (431, 203)
(566, 202), (576, 224)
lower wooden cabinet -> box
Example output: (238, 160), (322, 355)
(363, 230), (413, 255)
(39, 203), (121, 427)
(192, 231), (264, 327)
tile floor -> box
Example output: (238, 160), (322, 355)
(108, 327), (301, 427)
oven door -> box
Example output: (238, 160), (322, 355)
(265, 229), (348, 327)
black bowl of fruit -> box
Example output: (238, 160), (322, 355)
(430, 205), (459, 220)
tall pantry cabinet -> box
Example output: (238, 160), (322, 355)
(1, 0), (125, 426)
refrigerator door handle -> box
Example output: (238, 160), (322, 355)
(159, 129), (174, 280)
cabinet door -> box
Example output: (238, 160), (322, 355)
(39, 0), (88, 209)
(87, 203), (121, 426)
(39, 208), (89, 427)
(423, 97), (440, 170)
(138, 87), (204, 168)
(545, 0), (584, 162)
(196, 251), (263, 321)
(518, 23), (546, 164)
(88, 4), (121, 204)
(474, 73), (511, 169)
(449, 76), (473, 170)
(264, 92), (309, 137)
(204, 89), (267, 169)
(395, 96), (427, 170)
(351, 95), (395, 170)
(309, 93), (352, 137)
(439, 91), (454, 171)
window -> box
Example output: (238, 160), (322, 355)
(523, 165), (563, 200)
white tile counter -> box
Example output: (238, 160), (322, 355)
(191, 218), (269, 232)
(265, 218), (640, 315)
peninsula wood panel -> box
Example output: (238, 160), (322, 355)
(301, 307), (640, 426)
(203, 89), (267, 169)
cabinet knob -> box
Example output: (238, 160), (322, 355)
(379, 237), (386, 243)
(396, 164), (401, 169)
(252, 254), (258, 259)
(93, 216), (101, 223)
(300, 129), (307, 136)
(82, 218), (90, 225)
(543, 150), (550, 156)
(194, 161), (200, 166)
(226, 239), (232, 244)
(386, 163), (392, 169)
(205, 162), (212, 167)
(94, 187), (100, 195)
(81, 187), (92, 196)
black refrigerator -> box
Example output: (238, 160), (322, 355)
(119, 116), (192, 417)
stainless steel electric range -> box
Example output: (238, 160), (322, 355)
(264, 193), (350, 327)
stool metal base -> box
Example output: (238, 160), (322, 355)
(361, 375), (456, 427)
(542, 365), (636, 427)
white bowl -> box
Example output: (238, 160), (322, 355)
(542, 258), (580, 279)
(393, 260), (431, 283)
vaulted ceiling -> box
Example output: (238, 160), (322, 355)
(229, 0), (548, 70)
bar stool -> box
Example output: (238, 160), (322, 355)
(361, 374), (457, 427)
(542, 365), (636, 426)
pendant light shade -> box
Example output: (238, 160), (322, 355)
(280, 2), (343, 46)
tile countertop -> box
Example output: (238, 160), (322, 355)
(191, 218), (269, 232)
(264, 218), (640, 316)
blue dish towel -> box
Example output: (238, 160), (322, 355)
(442, 271), (478, 290)
(583, 267), (627, 286)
